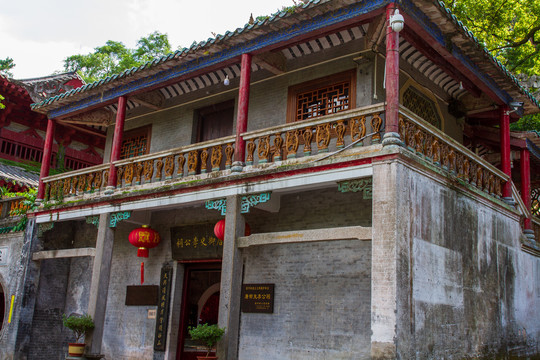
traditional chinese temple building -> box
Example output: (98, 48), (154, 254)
(2, 0), (540, 359)
(0, 72), (105, 356)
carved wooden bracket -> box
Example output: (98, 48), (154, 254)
(131, 90), (165, 111)
(63, 108), (114, 126)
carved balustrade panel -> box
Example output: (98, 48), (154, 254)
(164, 155), (174, 179)
(200, 149), (209, 174)
(398, 114), (507, 200)
(177, 153), (186, 177)
(155, 158), (164, 180)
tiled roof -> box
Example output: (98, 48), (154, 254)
(0, 163), (39, 188)
(30, 0), (539, 114)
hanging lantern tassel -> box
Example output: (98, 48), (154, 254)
(128, 225), (161, 285)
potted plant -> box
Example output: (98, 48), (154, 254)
(62, 313), (95, 357)
(188, 323), (225, 360)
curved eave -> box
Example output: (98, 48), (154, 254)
(409, 0), (539, 114)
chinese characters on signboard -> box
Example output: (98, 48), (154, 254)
(241, 284), (274, 313)
(170, 223), (223, 260)
(154, 265), (173, 351)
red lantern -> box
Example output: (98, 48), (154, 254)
(128, 225), (161, 284)
(213, 219), (251, 241)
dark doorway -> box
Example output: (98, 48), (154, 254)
(195, 100), (235, 143)
(177, 261), (222, 360)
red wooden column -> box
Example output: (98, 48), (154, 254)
(37, 118), (56, 200)
(232, 53), (252, 171)
(106, 96), (127, 190)
(521, 148), (532, 230)
(382, 4), (402, 146)
(500, 105), (512, 199)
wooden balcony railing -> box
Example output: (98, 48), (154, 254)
(243, 103), (385, 164)
(42, 103), (510, 205)
(42, 105), (385, 200)
(0, 196), (28, 219)
(399, 107), (509, 200)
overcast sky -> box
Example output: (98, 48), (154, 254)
(1, 0), (292, 79)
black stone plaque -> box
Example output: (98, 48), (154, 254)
(154, 265), (173, 351)
(170, 223), (223, 260)
(241, 284), (274, 313)
(125, 285), (159, 306)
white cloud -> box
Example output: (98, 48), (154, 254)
(1, 0), (293, 79)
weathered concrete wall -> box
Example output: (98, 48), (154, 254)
(11, 220), (98, 360)
(100, 220), (176, 360)
(372, 153), (540, 359)
(97, 186), (372, 359)
(239, 239), (371, 360)
(0, 232), (26, 360)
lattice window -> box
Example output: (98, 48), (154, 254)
(402, 86), (442, 129)
(296, 81), (350, 121)
(120, 126), (151, 159)
(532, 187), (540, 217)
(288, 70), (356, 123)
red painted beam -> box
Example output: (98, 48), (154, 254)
(107, 96), (127, 188)
(500, 106), (512, 198)
(234, 53), (252, 164)
(521, 149), (531, 229)
(385, 4), (400, 135)
(37, 119), (56, 199)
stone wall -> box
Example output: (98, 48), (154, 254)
(372, 154), (540, 359)
(98, 186), (372, 359)
(239, 239), (371, 360)
(0, 232), (26, 360)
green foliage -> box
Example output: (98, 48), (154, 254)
(0, 57), (15, 78)
(1, 186), (37, 231)
(62, 314), (95, 343)
(0, 94), (4, 110)
(188, 323), (225, 357)
(510, 113), (540, 132)
(64, 31), (172, 83)
(441, 0), (540, 75)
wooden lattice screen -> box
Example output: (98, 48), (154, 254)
(402, 86), (442, 129)
(287, 70), (356, 123)
(295, 81), (351, 121)
(120, 126), (150, 159)
(532, 187), (540, 217)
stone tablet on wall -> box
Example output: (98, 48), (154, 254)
(170, 223), (223, 260)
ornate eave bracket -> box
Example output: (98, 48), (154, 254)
(205, 192), (272, 215)
(109, 211), (132, 227)
(205, 199), (227, 215)
(241, 192), (272, 213)
(86, 216), (100, 228)
(37, 222), (55, 238)
(337, 178), (372, 199)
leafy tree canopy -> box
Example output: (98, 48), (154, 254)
(0, 57), (15, 78)
(441, 0), (539, 130)
(64, 31), (172, 83)
(442, 0), (540, 75)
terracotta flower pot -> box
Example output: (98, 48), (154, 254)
(68, 343), (85, 357)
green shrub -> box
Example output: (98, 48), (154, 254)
(188, 323), (225, 357)
(62, 314), (95, 343)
